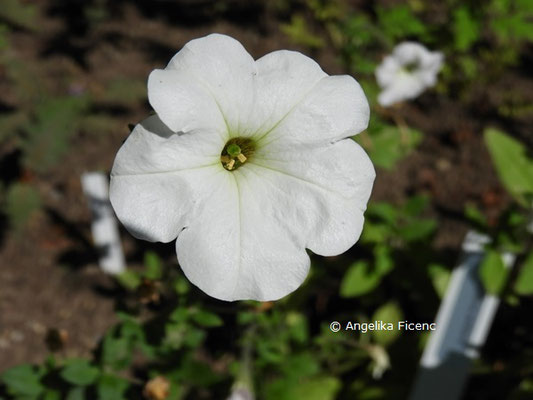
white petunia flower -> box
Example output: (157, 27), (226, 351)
(110, 34), (375, 301)
(375, 41), (444, 107)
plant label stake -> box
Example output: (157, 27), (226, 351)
(81, 172), (125, 274)
(409, 231), (515, 400)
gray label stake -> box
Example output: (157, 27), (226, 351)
(409, 231), (515, 400)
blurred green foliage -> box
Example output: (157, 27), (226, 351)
(0, 0), (37, 30)
(281, 15), (325, 48)
(514, 252), (533, 295)
(356, 125), (422, 170)
(484, 128), (533, 208)
(479, 249), (509, 295)
(482, 128), (533, 306)
(1, 364), (45, 398)
(4, 182), (41, 232)
(21, 96), (90, 173)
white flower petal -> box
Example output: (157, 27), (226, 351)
(161, 33), (256, 134)
(377, 74), (426, 107)
(251, 138), (375, 255)
(258, 75), (369, 149)
(375, 56), (401, 88)
(377, 87), (400, 107)
(110, 167), (220, 243)
(110, 115), (223, 242)
(418, 48), (443, 70)
(111, 115), (224, 176)
(147, 69), (228, 134)
(393, 42), (426, 64)
(417, 52), (444, 86)
(176, 171), (310, 301)
(242, 50), (327, 136)
(110, 173), (187, 242)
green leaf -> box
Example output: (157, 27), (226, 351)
(403, 195), (430, 217)
(143, 251), (163, 280)
(281, 353), (319, 379)
(236, 311), (256, 325)
(428, 264), (451, 298)
(280, 15), (324, 48)
(163, 322), (187, 350)
(367, 202), (398, 225)
(374, 245), (394, 275)
(65, 387), (85, 400)
(191, 310), (223, 327)
(289, 376), (341, 400)
(514, 378), (533, 398)
(0, 24), (10, 51)
(21, 96), (89, 172)
(377, 5), (427, 40)
(479, 249), (508, 295)
(173, 357), (221, 387)
(514, 252), (533, 295)
(490, 0), (533, 43)
(97, 374), (129, 400)
(169, 307), (189, 323)
(372, 302), (403, 346)
(120, 317), (145, 341)
(397, 219), (437, 242)
(458, 55), (478, 80)
(43, 390), (62, 400)
(360, 222), (390, 244)
(453, 7), (480, 51)
(349, 55), (378, 75)
(286, 312), (309, 344)
(340, 261), (382, 297)
(173, 276), (190, 295)
(257, 340), (284, 364)
(484, 128), (533, 206)
(183, 327), (207, 348)
(60, 359), (100, 386)
(265, 376), (341, 400)
(5, 183), (41, 231)
(0, 364), (44, 397)
(308, 0), (344, 21)
(115, 269), (141, 291)
(0, 0), (37, 30)
(362, 126), (422, 169)
(101, 334), (132, 370)
(351, 380), (386, 399)
(464, 203), (488, 228)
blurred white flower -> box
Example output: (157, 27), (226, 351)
(367, 344), (391, 379)
(375, 42), (444, 107)
(110, 34), (375, 301)
(227, 387), (254, 400)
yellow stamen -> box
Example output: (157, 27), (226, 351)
(220, 137), (255, 171)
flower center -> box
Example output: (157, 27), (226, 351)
(401, 61), (418, 74)
(221, 137), (255, 171)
